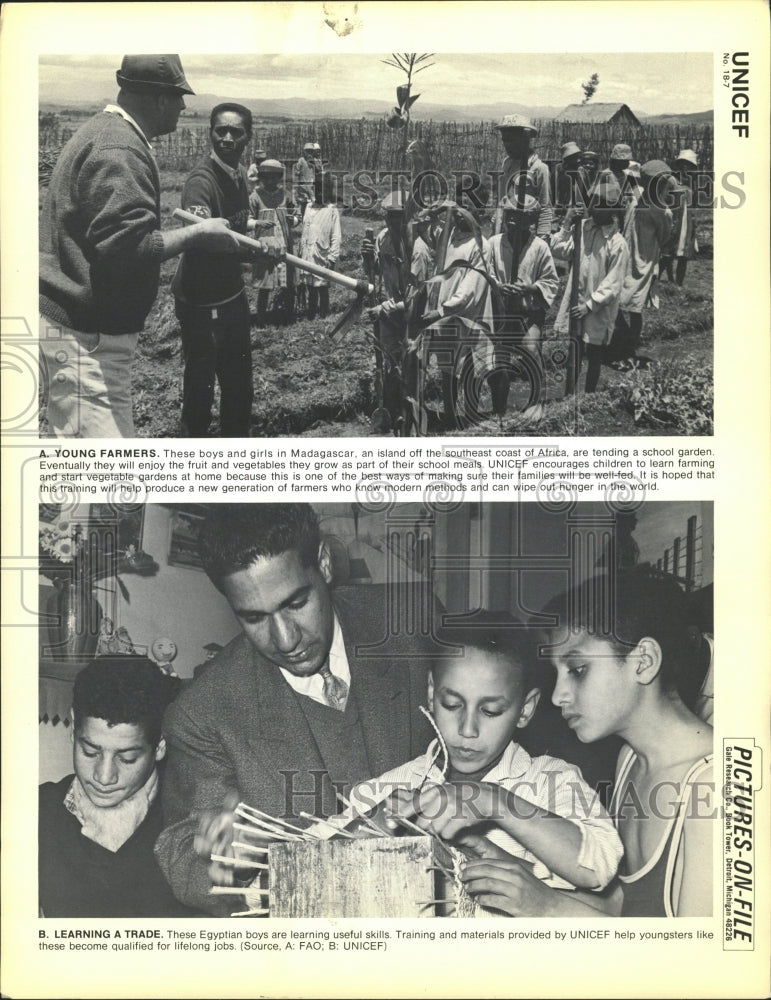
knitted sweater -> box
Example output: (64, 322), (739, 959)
(39, 112), (165, 335)
(171, 155), (250, 307)
(38, 775), (198, 918)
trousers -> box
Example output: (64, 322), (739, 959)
(39, 315), (138, 438)
(175, 291), (253, 437)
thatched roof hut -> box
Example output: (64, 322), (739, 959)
(554, 103), (641, 127)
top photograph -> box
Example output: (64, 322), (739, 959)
(38, 52), (714, 440)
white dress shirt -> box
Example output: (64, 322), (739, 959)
(279, 614), (350, 708)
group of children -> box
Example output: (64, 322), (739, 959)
(40, 571), (713, 919)
(242, 124), (698, 425)
(362, 150), (696, 431)
(247, 142), (342, 325)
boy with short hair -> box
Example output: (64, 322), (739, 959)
(321, 617), (622, 897)
(38, 657), (194, 917)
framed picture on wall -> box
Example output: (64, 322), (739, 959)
(167, 507), (208, 571)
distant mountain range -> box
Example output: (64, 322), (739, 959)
(40, 94), (713, 127)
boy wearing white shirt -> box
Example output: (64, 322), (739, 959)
(322, 617), (622, 907)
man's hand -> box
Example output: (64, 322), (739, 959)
(421, 308), (442, 327)
(361, 237), (375, 261)
(459, 856), (558, 917)
(570, 302), (589, 320)
(193, 791), (266, 887)
(191, 217), (243, 253)
(364, 304), (383, 322)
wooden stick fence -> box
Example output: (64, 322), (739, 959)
(39, 116), (713, 179)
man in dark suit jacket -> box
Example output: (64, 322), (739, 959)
(155, 504), (434, 914)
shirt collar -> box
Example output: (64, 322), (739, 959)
(103, 104), (152, 150)
(279, 614), (350, 702)
(64, 769), (158, 852)
(211, 150), (242, 183)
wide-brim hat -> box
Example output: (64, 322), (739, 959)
(116, 54), (194, 95)
(303, 142), (316, 151)
(561, 141), (582, 160)
(590, 176), (623, 208)
(625, 161), (642, 179)
(641, 159), (672, 179)
(495, 114), (537, 134)
(500, 194), (540, 216)
(582, 150), (599, 162)
(258, 158), (284, 174)
(610, 143), (632, 160)
(675, 148), (699, 167)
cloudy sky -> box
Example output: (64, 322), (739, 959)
(39, 52), (713, 115)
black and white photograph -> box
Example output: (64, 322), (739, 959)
(38, 51), (714, 440)
(38, 500), (714, 919)
(2, 1), (770, 998)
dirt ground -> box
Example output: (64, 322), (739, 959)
(40, 170), (714, 439)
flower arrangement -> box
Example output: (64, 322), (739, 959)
(39, 508), (159, 596)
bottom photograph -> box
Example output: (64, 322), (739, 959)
(37, 500), (714, 920)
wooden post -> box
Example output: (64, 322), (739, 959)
(269, 836), (442, 918)
(564, 213), (583, 397)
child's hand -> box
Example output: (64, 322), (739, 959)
(452, 831), (517, 862)
(459, 856), (558, 917)
(412, 780), (505, 841)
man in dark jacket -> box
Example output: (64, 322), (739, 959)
(172, 102), (257, 437)
(155, 504), (434, 915)
(39, 55), (244, 438)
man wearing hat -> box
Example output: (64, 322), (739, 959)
(555, 141), (583, 219)
(39, 55), (243, 438)
(291, 142), (317, 217)
(492, 114), (553, 241)
(601, 143), (633, 190)
(615, 160), (673, 358)
(660, 150), (699, 285)
(172, 102), (258, 437)
(249, 158), (298, 325)
(488, 195), (559, 423)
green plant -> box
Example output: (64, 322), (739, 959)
(613, 359), (713, 434)
(381, 53), (435, 130)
